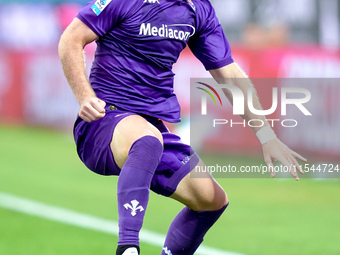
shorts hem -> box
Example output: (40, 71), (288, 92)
(161, 153), (200, 197)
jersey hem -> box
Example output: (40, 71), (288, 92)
(107, 102), (182, 123)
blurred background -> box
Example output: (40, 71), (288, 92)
(0, 1), (339, 255)
(1, 0), (340, 156)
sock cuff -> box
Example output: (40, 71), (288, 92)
(185, 202), (229, 220)
(129, 135), (163, 154)
(126, 135), (163, 173)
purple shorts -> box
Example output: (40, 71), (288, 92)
(73, 105), (200, 197)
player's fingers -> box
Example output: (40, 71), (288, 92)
(98, 98), (106, 109)
(81, 102), (105, 121)
(279, 156), (299, 181)
(286, 156), (300, 178)
(80, 103), (105, 122)
(79, 110), (92, 123)
(90, 98), (106, 114)
(290, 155), (304, 174)
(264, 156), (275, 178)
(291, 149), (307, 162)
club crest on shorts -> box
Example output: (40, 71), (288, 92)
(124, 200), (144, 216)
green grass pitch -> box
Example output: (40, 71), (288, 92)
(0, 125), (339, 255)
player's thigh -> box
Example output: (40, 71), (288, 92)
(110, 114), (163, 169)
(170, 160), (228, 211)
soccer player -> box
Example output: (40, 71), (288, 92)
(58, 0), (306, 254)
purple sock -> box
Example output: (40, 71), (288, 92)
(161, 203), (229, 255)
(117, 136), (163, 247)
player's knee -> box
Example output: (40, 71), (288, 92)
(111, 115), (163, 168)
(195, 188), (228, 211)
(132, 134), (164, 156)
(139, 129), (163, 145)
(126, 130), (163, 159)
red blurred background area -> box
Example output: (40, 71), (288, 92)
(0, 1), (339, 162)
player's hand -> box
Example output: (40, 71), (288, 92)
(79, 97), (106, 122)
(262, 139), (307, 180)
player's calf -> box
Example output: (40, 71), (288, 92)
(171, 165), (229, 212)
(116, 135), (163, 252)
(161, 203), (229, 255)
(163, 163), (229, 254)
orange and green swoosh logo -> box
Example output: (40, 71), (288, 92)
(196, 82), (222, 106)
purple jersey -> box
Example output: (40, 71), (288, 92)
(77, 0), (234, 122)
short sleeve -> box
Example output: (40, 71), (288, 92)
(188, 0), (234, 70)
(77, 0), (131, 37)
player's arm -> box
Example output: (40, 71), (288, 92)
(209, 63), (307, 180)
(58, 18), (105, 122)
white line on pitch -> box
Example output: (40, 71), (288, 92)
(0, 192), (245, 255)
